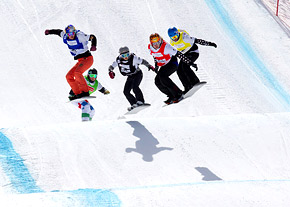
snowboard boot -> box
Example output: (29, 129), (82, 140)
(76, 91), (90, 99)
(127, 104), (138, 111)
(69, 95), (78, 101)
(164, 97), (174, 105)
(172, 93), (184, 103)
(136, 101), (144, 106)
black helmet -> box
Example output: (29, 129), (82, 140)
(88, 68), (98, 76)
(87, 68), (98, 82)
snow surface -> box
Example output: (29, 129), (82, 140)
(261, 0), (290, 28)
(1, 0), (290, 206)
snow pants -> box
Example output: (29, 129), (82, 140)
(66, 55), (94, 95)
(155, 57), (182, 98)
(177, 51), (200, 91)
(123, 70), (145, 106)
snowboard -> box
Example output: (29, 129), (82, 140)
(183, 81), (207, 99)
(165, 81), (207, 106)
(67, 96), (96, 103)
(125, 103), (151, 115)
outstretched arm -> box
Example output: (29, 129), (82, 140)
(140, 59), (156, 72)
(99, 87), (110, 95)
(44, 29), (63, 37)
(195, 39), (217, 48)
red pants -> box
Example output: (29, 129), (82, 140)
(66, 56), (93, 95)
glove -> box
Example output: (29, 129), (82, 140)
(90, 45), (97, 51)
(109, 71), (115, 79)
(148, 65), (155, 71)
(209, 42), (217, 48)
(154, 66), (159, 73)
(104, 89), (110, 95)
(191, 63), (198, 71)
(44, 29), (50, 35)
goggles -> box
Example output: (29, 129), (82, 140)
(66, 28), (76, 37)
(89, 74), (97, 78)
(120, 52), (130, 59)
(170, 34), (179, 40)
(67, 32), (75, 38)
(151, 39), (161, 47)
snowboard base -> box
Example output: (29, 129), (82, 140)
(125, 103), (151, 115)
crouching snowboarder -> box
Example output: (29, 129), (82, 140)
(69, 68), (110, 121)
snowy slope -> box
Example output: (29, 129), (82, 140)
(261, 0), (290, 28)
(1, 0), (290, 206)
(1, 0), (290, 127)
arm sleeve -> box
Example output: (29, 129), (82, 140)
(164, 44), (178, 56)
(97, 82), (109, 94)
(99, 87), (106, 93)
(141, 59), (151, 68)
(47, 29), (63, 37)
(97, 81), (104, 91)
(182, 33), (195, 45)
(195, 38), (212, 46)
(176, 51), (194, 66)
(133, 55), (151, 68)
(77, 31), (90, 42)
(133, 55), (143, 65)
(109, 61), (118, 72)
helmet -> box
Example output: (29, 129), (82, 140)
(119, 46), (129, 54)
(150, 33), (161, 43)
(88, 68), (98, 79)
(119, 46), (130, 59)
(168, 27), (179, 39)
(65, 24), (76, 37)
(150, 33), (163, 49)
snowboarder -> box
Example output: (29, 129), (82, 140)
(148, 33), (197, 105)
(45, 25), (97, 100)
(108, 46), (153, 111)
(69, 68), (110, 121)
(168, 27), (217, 94)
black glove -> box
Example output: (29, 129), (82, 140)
(191, 63), (198, 71)
(148, 65), (158, 73)
(154, 65), (159, 73)
(209, 42), (217, 48)
(148, 65), (155, 71)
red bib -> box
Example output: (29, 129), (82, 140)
(148, 41), (172, 66)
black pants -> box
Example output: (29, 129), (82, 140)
(177, 50), (200, 91)
(124, 70), (144, 105)
(155, 57), (182, 98)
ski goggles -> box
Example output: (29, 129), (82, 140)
(89, 74), (97, 78)
(170, 34), (179, 41)
(151, 39), (162, 47)
(67, 32), (76, 38)
(66, 28), (76, 38)
(120, 52), (130, 59)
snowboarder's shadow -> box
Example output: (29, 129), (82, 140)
(126, 121), (173, 162)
